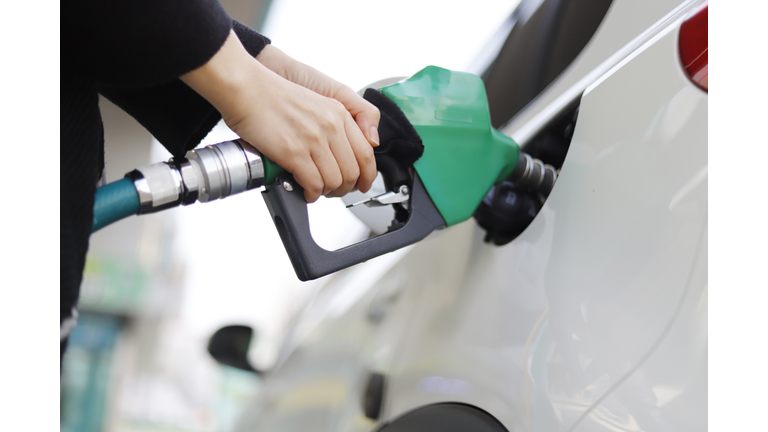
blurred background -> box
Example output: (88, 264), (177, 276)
(60, 1), (520, 431)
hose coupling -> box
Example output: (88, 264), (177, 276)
(127, 140), (266, 214)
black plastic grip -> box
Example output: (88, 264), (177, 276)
(262, 172), (446, 281)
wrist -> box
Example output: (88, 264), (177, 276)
(256, 45), (338, 94)
(255, 45), (288, 77)
(181, 30), (269, 122)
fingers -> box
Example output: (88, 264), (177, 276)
(324, 126), (360, 198)
(318, 101), (376, 198)
(294, 108), (369, 201)
(346, 114), (378, 195)
(310, 143), (344, 197)
(290, 157), (325, 203)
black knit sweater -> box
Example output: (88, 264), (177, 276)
(61, 0), (270, 343)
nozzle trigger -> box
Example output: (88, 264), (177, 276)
(346, 185), (410, 209)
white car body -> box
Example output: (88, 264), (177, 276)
(234, 0), (708, 430)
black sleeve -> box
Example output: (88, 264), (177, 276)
(62, 0), (234, 88)
(97, 20), (271, 158)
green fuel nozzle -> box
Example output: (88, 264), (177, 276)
(378, 66), (520, 227)
(265, 66), (525, 227)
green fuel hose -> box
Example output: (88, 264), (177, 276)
(92, 177), (140, 233)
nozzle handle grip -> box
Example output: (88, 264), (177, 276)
(262, 172), (446, 281)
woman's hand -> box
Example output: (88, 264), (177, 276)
(225, 69), (378, 202)
(181, 31), (377, 202)
(256, 45), (381, 149)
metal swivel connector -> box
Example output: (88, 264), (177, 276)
(128, 140), (267, 214)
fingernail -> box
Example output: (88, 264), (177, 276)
(369, 127), (380, 147)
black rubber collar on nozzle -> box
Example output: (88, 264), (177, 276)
(364, 88), (424, 167)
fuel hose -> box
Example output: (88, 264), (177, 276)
(92, 177), (140, 232)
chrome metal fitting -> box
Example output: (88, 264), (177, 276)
(175, 158), (199, 205)
(129, 162), (184, 214)
(185, 140), (265, 202)
(127, 140), (267, 214)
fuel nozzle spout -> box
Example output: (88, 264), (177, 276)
(510, 153), (559, 198)
(473, 154), (558, 246)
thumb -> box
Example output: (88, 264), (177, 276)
(334, 86), (381, 147)
(355, 108), (380, 148)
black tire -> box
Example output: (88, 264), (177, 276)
(377, 403), (508, 432)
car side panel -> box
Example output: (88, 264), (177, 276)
(383, 17), (706, 432)
(561, 24), (708, 432)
